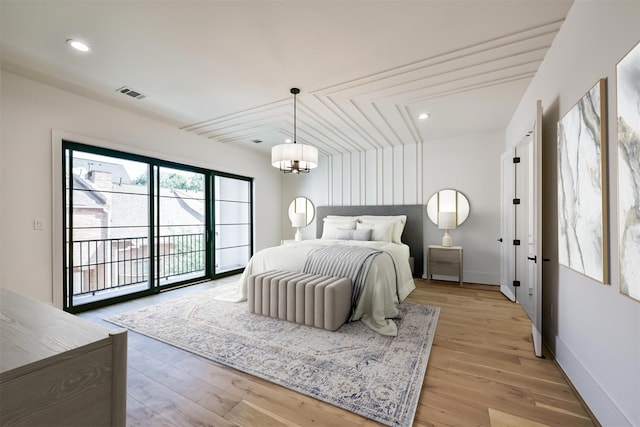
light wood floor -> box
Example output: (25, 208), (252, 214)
(80, 277), (596, 427)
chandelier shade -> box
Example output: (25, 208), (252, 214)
(271, 142), (318, 173)
(271, 88), (319, 174)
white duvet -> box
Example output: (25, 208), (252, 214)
(221, 239), (416, 336)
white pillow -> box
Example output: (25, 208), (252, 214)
(359, 215), (407, 224)
(335, 228), (354, 240)
(359, 216), (406, 243)
(353, 228), (372, 241)
(321, 219), (357, 239)
(356, 221), (393, 242)
(335, 227), (372, 241)
(326, 215), (361, 221)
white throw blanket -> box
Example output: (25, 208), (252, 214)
(218, 239), (416, 336)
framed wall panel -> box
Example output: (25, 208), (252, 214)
(557, 78), (609, 284)
(616, 41), (640, 301)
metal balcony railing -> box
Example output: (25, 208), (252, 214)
(70, 233), (205, 296)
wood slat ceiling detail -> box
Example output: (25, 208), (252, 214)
(182, 20), (563, 156)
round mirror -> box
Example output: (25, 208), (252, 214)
(288, 197), (315, 226)
(426, 189), (470, 226)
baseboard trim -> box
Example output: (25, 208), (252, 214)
(464, 270), (499, 285)
(544, 330), (632, 426)
(543, 341), (601, 426)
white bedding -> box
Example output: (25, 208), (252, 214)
(223, 239), (416, 336)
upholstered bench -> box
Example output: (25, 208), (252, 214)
(248, 270), (352, 331)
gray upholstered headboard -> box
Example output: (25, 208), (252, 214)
(315, 205), (425, 276)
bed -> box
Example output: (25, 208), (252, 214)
(229, 205), (425, 336)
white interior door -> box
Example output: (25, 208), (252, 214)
(500, 149), (516, 302)
(515, 102), (543, 357)
(500, 101), (543, 357)
(529, 101), (543, 357)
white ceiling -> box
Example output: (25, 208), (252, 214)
(1, 0), (573, 156)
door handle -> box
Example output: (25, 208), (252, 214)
(543, 258), (551, 262)
(497, 238), (503, 242)
(527, 255), (537, 263)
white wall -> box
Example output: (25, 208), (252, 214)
(0, 71), (282, 305)
(282, 130), (504, 285)
(506, 1), (640, 425)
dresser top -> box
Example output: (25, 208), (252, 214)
(1, 288), (112, 373)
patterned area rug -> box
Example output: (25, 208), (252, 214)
(106, 284), (439, 427)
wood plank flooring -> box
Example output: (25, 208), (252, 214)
(79, 277), (595, 426)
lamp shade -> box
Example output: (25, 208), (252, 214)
(291, 212), (307, 228)
(438, 212), (457, 230)
(272, 143), (318, 172)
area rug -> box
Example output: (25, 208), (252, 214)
(105, 283), (439, 427)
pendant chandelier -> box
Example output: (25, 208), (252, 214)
(271, 88), (318, 174)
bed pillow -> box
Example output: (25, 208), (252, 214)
(352, 228), (372, 241)
(356, 221), (393, 242)
(335, 228), (354, 240)
(321, 219), (357, 239)
(335, 227), (372, 241)
(359, 215), (406, 243)
(359, 215), (407, 224)
(326, 215), (361, 221)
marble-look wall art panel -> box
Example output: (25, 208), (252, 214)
(557, 79), (609, 284)
(617, 41), (640, 302)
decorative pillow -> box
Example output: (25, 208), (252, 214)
(359, 216), (406, 243)
(334, 227), (372, 241)
(356, 221), (393, 242)
(321, 219), (357, 239)
(352, 228), (372, 241)
(335, 228), (354, 240)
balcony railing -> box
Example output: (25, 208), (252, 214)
(70, 233), (205, 297)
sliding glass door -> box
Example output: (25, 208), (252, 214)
(214, 175), (252, 275)
(64, 147), (152, 309)
(156, 166), (207, 287)
(63, 141), (252, 312)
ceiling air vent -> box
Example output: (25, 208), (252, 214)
(116, 86), (146, 100)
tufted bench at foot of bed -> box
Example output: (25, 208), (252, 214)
(248, 270), (352, 331)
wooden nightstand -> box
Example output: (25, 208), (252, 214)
(428, 245), (463, 285)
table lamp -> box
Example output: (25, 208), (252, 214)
(438, 211), (456, 247)
(292, 212), (306, 241)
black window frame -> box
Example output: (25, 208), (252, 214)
(62, 140), (253, 313)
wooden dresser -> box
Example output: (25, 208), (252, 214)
(427, 245), (464, 285)
(0, 288), (127, 426)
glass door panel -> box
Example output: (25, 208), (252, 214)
(64, 148), (151, 309)
(214, 175), (252, 274)
(157, 166), (206, 287)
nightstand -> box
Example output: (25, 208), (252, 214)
(428, 245), (463, 285)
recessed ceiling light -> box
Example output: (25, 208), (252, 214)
(66, 39), (91, 52)
(285, 138), (292, 143)
(418, 113), (430, 120)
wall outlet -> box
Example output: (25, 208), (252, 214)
(33, 219), (44, 230)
